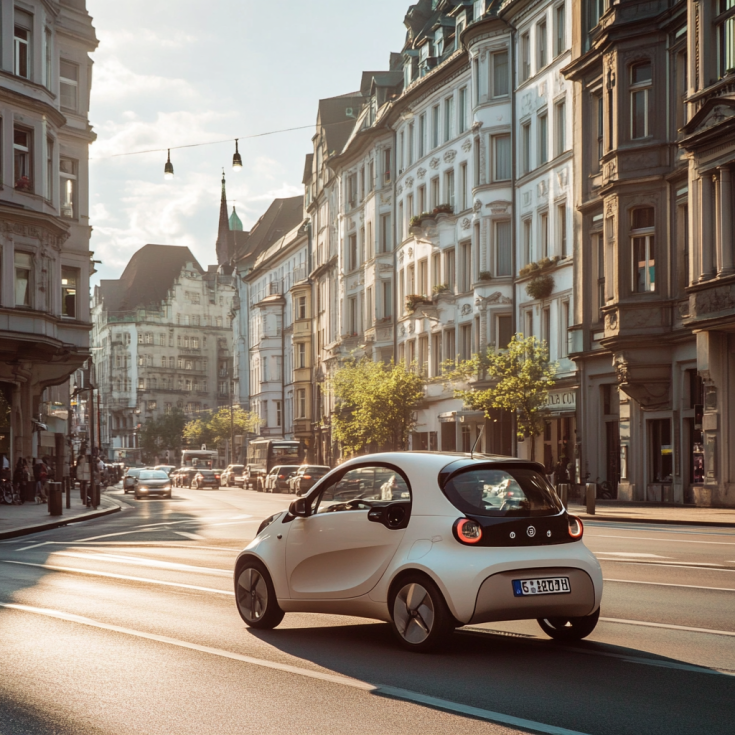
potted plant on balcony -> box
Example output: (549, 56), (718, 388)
(409, 215), (423, 236)
(526, 273), (555, 300)
(406, 294), (432, 313)
(432, 283), (450, 296)
(419, 211), (436, 227)
(433, 203), (453, 220)
(478, 271), (492, 282)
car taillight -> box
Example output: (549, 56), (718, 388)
(303, 475), (311, 480)
(278, 474), (285, 479)
(568, 515), (584, 539)
(453, 518), (482, 545)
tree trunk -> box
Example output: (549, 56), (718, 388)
(530, 434), (536, 462)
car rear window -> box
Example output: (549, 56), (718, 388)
(199, 470), (215, 476)
(442, 467), (563, 518)
(140, 471), (169, 480)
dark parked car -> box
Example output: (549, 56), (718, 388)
(263, 465), (301, 493)
(192, 470), (220, 489)
(134, 470), (173, 500)
(174, 467), (197, 488)
(289, 465), (331, 495)
(123, 468), (143, 493)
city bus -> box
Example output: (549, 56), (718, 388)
(181, 449), (218, 469)
(246, 438), (304, 492)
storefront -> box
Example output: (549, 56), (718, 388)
(533, 387), (578, 484)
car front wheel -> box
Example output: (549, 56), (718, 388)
(390, 574), (455, 653)
(235, 558), (284, 630)
(537, 607), (600, 641)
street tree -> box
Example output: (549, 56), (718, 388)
(182, 407), (262, 452)
(445, 335), (557, 460)
(332, 359), (424, 456)
(139, 408), (188, 463)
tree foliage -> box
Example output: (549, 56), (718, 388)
(139, 408), (188, 462)
(331, 359), (425, 456)
(182, 407), (262, 450)
(447, 335), (557, 459)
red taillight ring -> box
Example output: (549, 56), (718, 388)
(454, 518), (483, 545)
(568, 515), (584, 539)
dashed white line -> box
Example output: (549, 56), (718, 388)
(604, 578), (735, 592)
(174, 531), (207, 540)
(601, 617), (735, 638)
(51, 551), (230, 576)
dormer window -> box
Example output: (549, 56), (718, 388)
(435, 29), (444, 57)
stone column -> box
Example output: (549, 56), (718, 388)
(720, 166), (734, 275)
(700, 175), (716, 281)
(714, 173), (722, 273)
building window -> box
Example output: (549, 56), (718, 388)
(459, 241), (472, 292)
(61, 267), (79, 318)
(525, 310), (534, 338)
(595, 94), (603, 162)
(493, 134), (511, 181)
(630, 62), (652, 139)
(555, 3), (567, 56)
(445, 169), (455, 210)
(538, 112), (548, 165)
(631, 207), (655, 292)
(521, 122), (531, 174)
(444, 96), (454, 143)
(275, 400), (282, 428)
(495, 220), (512, 276)
(430, 177), (440, 210)
(521, 32), (531, 81)
(523, 218), (533, 265)
(432, 332), (443, 377)
(492, 50), (509, 97)
(297, 342), (306, 369)
(383, 148), (392, 185)
(444, 248), (456, 292)
(497, 314), (513, 349)
(14, 128), (33, 192)
(460, 162), (468, 211)
(15, 252), (32, 307)
(432, 105), (440, 149)
(537, 20), (547, 70)
(595, 232), (605, 312)
(540, 212), (549, 259)
(459, 87), (468, 133)
(60, 159), (78, 218)
(296, 295), (307, 320)
(649, 419), (673, 483)
(555, 100), (566, 156)
(379, 213), (391, 253)
(557, 203), (568, 257)
(60, 61), (79, 112)
(408, 122), (415, 166)
(348, 233), (358, 271)
(542, 306), (551, 344)
(14, 10), (32, 79)
(717, 0), (735, 77)
(297, 389), (306, 419)
(382, 280), (392, 318)
(561, 300), (570, 357)
(460, 324), (472, 360)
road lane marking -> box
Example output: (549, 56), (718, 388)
(598, 560), (732, 571)
(601, 617), (735, 638)
(604, 578), (735, 592)
(588, 534), (735, 546)
(595, 552), (670, 559)
(0, 602), (592, 735)
(0, 560), (233, 595)
(174, 531), (207, 540)
(51, 551), (231, 576)
(17, 542), (52, 552)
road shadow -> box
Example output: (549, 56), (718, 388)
(247, 617), (735, 735)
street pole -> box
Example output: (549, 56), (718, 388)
(229, 378), (235, 465)
(88, 366), (98, 509)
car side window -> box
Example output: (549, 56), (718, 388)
(312, 465), (411, 515)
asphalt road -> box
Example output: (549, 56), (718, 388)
(0, 484), (733, 735)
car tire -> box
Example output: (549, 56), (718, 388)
(234, 557), (284, 630)
(389, 574), (455, 653)
(537, 607), (600, 642)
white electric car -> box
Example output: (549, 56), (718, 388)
(234, 452), (602, 652)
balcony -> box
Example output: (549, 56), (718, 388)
(292, 266), (308, 283)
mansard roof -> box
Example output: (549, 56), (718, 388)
(99, 244), (203, 312)
(236, 196), (304, 266)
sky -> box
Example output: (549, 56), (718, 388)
(87, 0), (409, 284)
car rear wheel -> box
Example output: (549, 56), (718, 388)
(390, 574), (455, 653)
(235, 558), (284, 630)
(537, 607), (600, 641)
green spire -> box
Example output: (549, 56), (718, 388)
(229, 206), (243, 232)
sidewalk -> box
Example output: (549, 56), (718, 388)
(0, 489), (123, 540)
(567, 500), (735, 528)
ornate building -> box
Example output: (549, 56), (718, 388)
(0, 0), (97, 462)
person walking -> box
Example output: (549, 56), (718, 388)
(33, 459), (48, 503)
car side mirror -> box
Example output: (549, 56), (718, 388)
(289, 498), (308, 517)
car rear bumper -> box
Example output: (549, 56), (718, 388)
(469, 566), (596, 624)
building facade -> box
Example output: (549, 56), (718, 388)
(92, 245), (235, 463)
(0, 0), (97, 462)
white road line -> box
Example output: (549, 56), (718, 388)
(0, 560), (233, 595)
(595, 552), (670, 559)
(0, 602), (592, 735)
(174, 531), (207, 540)
(17, 542), (52, 552)
(58, 543), (239, 551)
(598, 560), (732, 571)
(51, 551), (230, 576)
(601, 617), (735, 638)
(588, 534), (735, 546)
(604, 578), (735, 592)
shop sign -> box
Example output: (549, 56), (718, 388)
(542, 389), (577, 413)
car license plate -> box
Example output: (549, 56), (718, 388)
(512, 577), (571, 597)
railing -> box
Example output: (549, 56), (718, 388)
(268, 281), (282, 295)
(293, 266), (307, 283)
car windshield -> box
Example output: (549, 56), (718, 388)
(126, 469), (142, 477)
(301, 466), (329, 475)
(442, 467), (563, 518)
(139, 471), (169, 480)
(198, 471), (215, 476)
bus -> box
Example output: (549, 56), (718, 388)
(181, 449), (218, 470)
(246, 438), (304, 492)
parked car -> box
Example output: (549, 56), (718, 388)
(154, 465), (176, 476)
(123, 468), (143, 493)
(234, 452), (602, 652)
(221, 464), (245, 487)
(263, 465), (301, 493)
(289, 465), (331, 495)
(133, 469), (173, 500)
(174, 468), (197, 488)
(192, 470), (220, 490)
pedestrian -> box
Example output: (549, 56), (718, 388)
(33, 459), (48, 503)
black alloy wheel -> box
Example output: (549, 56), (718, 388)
(537, 607), (601, 641)
(235, 558), (284, 629)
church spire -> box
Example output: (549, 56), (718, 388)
(215, 170), (230, 267)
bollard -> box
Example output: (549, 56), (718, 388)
(558, 483), (570, 507)
(48, 482), (63, 517)
(585, 482), (596, 515)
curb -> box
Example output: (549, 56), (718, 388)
(574, 513), (735, 529)
(0, 496), (124, 541)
